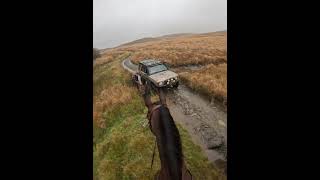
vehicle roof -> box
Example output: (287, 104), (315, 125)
(139, 59), (162, 67)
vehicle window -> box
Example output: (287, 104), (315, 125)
(148, 65), (168, 75)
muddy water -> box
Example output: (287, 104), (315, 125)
(171, 85), (227, 138)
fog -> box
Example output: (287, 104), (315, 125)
(93, 0), (227, 49)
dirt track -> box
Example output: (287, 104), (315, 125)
(122, 58), (227, 169)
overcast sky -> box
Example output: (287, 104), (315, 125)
(93, 0), (227, 49)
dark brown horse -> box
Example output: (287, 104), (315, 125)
(142, 85), (192, 180)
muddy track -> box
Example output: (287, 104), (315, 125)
(122, 58), (227, 170)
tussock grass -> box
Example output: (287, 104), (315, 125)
(180, 64), (227, 106)
(94, 84), (135, 128)
(110, 32), (227, 105)
(93, 52), (133, 128)
(94, 50), (130, 67)
(119, 32), (226, 67)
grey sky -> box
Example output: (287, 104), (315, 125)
(93, 0), (227, 49)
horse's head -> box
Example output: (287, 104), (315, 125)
(142, 84), (167, 112)
(142, 85), (168, 134)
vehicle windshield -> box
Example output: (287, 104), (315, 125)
(148, 64), (168, 75)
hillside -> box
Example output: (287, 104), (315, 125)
(114, 33), (196, 48)
(118, 37), (158, 47)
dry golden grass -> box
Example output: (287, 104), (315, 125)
(93, 52), (133, 128)
(109, 32), (227, 105)
(94, 84), (135, 128)
(118, 32), (226, 67)
(94, 55), (114, 66)
(94, 49), (130, 67)
(180, 64), (227, 106)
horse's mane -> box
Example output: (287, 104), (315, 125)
(157, 105), (182, 180)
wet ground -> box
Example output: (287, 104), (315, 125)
(167, 85), (227, 159)
(122, 59), (227, 172)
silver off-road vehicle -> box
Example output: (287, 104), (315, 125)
(132, 59), (179, 90)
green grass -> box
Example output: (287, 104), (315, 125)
(93, 51), (225, 180)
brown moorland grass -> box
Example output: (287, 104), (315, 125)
(93, 52), (132, 128)
(94, 84), (135, 128)
(180, 64), (227, 107)
(118, 32), (226, 67)
(94, 49), (131, 66)
(109, 32), (227, 105)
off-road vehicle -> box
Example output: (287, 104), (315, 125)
(132, 59), (179, 90)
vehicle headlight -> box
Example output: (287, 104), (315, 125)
(159, 81), (164, 86)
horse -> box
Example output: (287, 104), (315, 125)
(142, 84), (193, 180)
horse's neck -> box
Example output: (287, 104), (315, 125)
(156, 136), (185, 178)
(155, 133), (166, 168)
(151, 108), (191, 180)
(154, 127), (171, 172)
(159, 160), (189, 180)
(159, 159), (186, 170)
